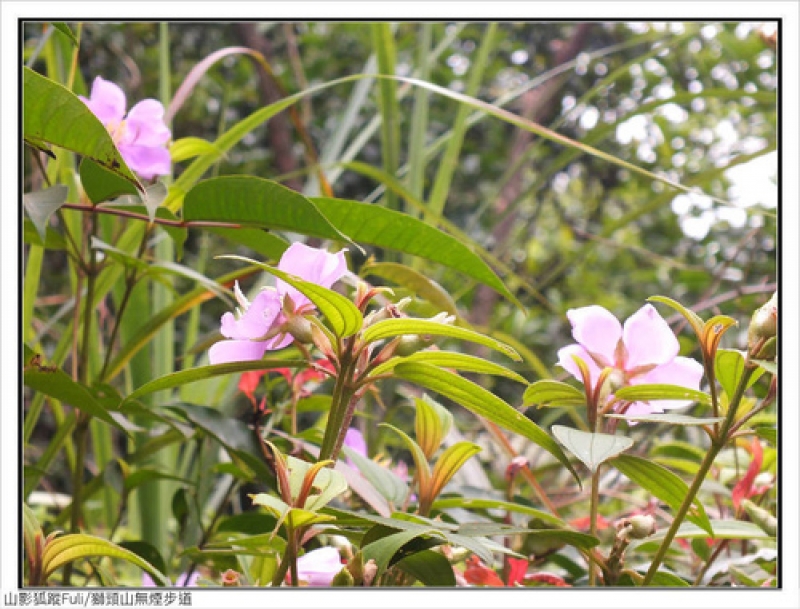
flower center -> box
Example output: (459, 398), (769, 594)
(105, 119), (128, 145)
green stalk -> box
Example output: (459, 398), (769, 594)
(318, 346), (358, 462)
(588, 468), (600, 586)
(642, 365), (756, 585)
(372, 23), (400, 211)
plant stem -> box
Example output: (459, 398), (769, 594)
(318, 342), (358, 462)
(588, 468), (601, 586)
(642, 365), (756, 585)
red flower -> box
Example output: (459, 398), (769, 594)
(732, 437), (771, 510)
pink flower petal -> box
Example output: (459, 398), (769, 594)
(219, 289), (282, 340)
(634, 356), (705, 410)
(277, 243), (347, 311)
(622, 304), (679, 369)
(566, 305), (622, 366)
(126, 99), (171, 146)
(295, 547), (343, 586)
(344, 428), (367, 458)
(208, 339), (269, 365)
(117, 144), (172, 180)
(81, 76), (126, 124)
(557, 344), (603, 387)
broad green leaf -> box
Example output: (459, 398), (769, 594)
(393, 363), (578, 481)
(312, 196), (516, 303)
(23, 186), (69, 242)
(219, 254), (363, 338)
(716, 349), (763, 399)
(395, 549), (456, 586)
(362, 262), (458, 316)
(362, 318), (520, 361)
(605, 413), (723, 426)
(754, 426), (777, 446)
(52, 23), (79, 46)
(613, 384), (711, 407)
(341, 446), (409, 507)
(207, 227), (289, 260)
(124, 359), (306, 403)
(457, 523), (599, 551)
(170, 136), (223, 162)
(523, 380), (587, 408)
(23, 67), (141, 190)
(641, 570), (691, 587)
(79, 158), (139, 204)
(41, 533), (169, 586)
(362, 527), (441, 578)
(611, 454), (713, 536)
(24, 362), (132, 433)
(432, 497), (565, 528)
(183, 176), (352, 244)
(551, 426), (634, 473)
(117, 541), (167, 579)
(414, 395), (454, 460)
(370, 351), (527, 383)
(648, 295), (704, 338)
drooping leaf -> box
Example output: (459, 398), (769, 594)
(393, 363), (578, 481)
(369, 351), (527, 383)
(611, 454), (713, 536)
(207, 227), (289, 261)
(311, 196), (516, 304)
(648, 295), (704, 338)
(523, 380), (587, 408)
(361, 527), (441, 578)
(23, 185), (69, 242)
(125, 359), (307, 403)
(395, 549), (456, 586)
(362, 318), (520, 361)
(79, 158), (139, 204)
(613, 384), (712, 407)
(23, 67), (142, 190)
(219, 254), (363, 338)
(183, 176), (352, 244)
(605, 413), (723, 426)
(551, 426), (634, 473)
(361, 261), (458, 316)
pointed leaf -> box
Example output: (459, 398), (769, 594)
(362, 527), (441, 578)
(395, 549), (456, 586)
(41, 534), (169, 586)
(219, 254), (362, 338)
(716, 349), (764, 397)
(23, 186), (69, 242)
(79, 158), (139, 204)
(648, 295), (704, 338)
(52, 23), (79, 46)
(23, 67), (142, 190)
(415, 395), (454, 460)
(523, 380), (587, 408)
(611, 454), (713, 536)
(631, 520), (773, 550)
(285, 454), (348, 511)
(551, 426), (634, 473)
(429, 442), (481, 500)
(341, 446), (409, 507)
(380, 423), (432, 492)
(393, 363), (578, 481)
(170, 136), (223, 162)
(606, 413), (723, 426)
(361, 261), (458, 316)
(125, 359), (306, 403)
(613, 384), (711, 407)
(702, 315), (738, 359)
(370, 351), (527, 383)
(432, 497), (565, 527)
(183, 176), (352, 244)
(312, 196), (516, 303)
(362, 318), (520, 361)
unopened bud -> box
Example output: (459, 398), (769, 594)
(748, 292), (777, 358)
(394, 334), (435, 357)
(627, 515), (657, 539)
(505, 456), (529, 482)
(285, 314), (315, 344)
(331, 565), (355, 587)
(362, 559), (378, 587)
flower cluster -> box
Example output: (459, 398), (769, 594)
(209, 243), (347, 365)
(80, 76), (171, 180)
(557, 304), (703, 416)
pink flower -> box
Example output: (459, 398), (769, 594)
(557, 304), (704, 416)
(293, 547), (344, 586)
(79, 76), (171, 180)
(209, 244), (347, 365)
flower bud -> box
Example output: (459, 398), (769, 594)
(626, 515), (657, 540)
(748, 292), (777, 358)
(394, 334), (435, 357)
(285, 314), (315, 344)
(330, 565), (355, 587)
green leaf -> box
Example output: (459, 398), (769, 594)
(362, 261), (458, 316)
(370, 351), (527, 383)
(362, 318), (520, 361)
(395, 549), (456, 586)
(648, 295), (704, 338)
(341, 447), (409, 507)
(429, 442), (481, 501)
(285, 454), (348, 511)
(312, 196), (516, 304)
(362, 527), (441, 578)
(52, 23), (79, 46)
(170, 136), (223, 162)
(551, 426), (634, 473)
(23, 67), (142, 190)
(632, 520), (773, 551)
(611, 454), (713, 536)
(414, 395), (454, 460)
(716, 350), (763, 399)
(432, 497), (565, 527)
(183, 176), (352, 244)
(751, 358), (778, 376)
(79, 158), (139, 204)
(523, 380), (586, 408)
(24, 362), (132, 433)
(380, 423), (432, 492)
(605, 413), (723, 426)
(754, 426), (777, 446)
(125, 359), (306, 403)
(117, 541), (167, 578)
(207, 227), (289, 260)
(613, 384), (711, 407)
(219, 254), (363, 338)
(41, 533), (169, 586)
(393, 363), (578, 481)
(457, 523), (599, 551)
(23, 186), (69, 242)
